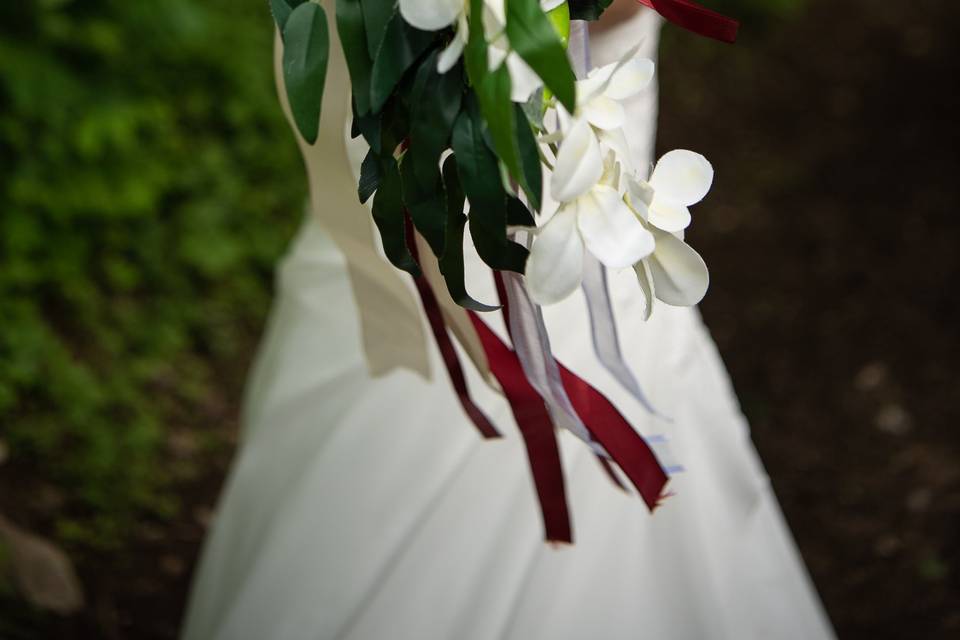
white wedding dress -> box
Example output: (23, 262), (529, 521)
(182, 8), (834, 640)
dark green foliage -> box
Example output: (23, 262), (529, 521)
(569, 0), (614, 21)
(0, 0), (304, 548)
(451, 98), (529, 274)
(437, 156), (499, 312)
(337, 0), (374, 115)
(282, 2), (330, 144)
(371, 156), (420, 276)
(368, 9), (435, 112)
(506, 0), (577, 112)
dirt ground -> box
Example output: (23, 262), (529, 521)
(7, 0), (958, 638)
(657, 0), (960, 637)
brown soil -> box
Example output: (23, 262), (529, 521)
(658, 0), (960, 637)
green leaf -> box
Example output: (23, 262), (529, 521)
(451, 97), (528, 274)
(506, 0), (577, 112)
(352, 103), (381, 153)
(473, 67), (543, 213)
(377, 88), (413, 156)
(474, 65), (524, 191)
(521, 87), (546, 130)
(371, 156), (420, 276)
(361, 0), (396, 60)
(369, 9), (435, 113)
(408, 50), (463, 189)
(463, 0), (489, 88)
(400, 155), (447, 256)
(358, 149), (381, 204)
(514, 103), (543, 211)
(269, 0), (306, 33)
(462, 1), (542, 211)
(282, 2), (330, 144)
(400, 49), (463, 256)
(569, 0), (614, 22)
(336, 0), (373, 115)
(507, 197), (536, 227)
(439, 156), (500, 312)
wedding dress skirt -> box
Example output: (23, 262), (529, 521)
(182, 9), (833, 640)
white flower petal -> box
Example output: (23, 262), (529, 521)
(626, 175), (654, 217)
(506, 53), (543, 102)
(582, 95), (626, 130)
(648, 229), (710, 306)
(484, 0), (506, 29)
(647, 198), (692, 232)
(576, 185), (655, 269)
(399, 0), (463, 31)
(487, 42), (508, 71)
(577, 73), (609, 105)
(526, 209), (585, 304)
(633, 259), (655, 321)
(541, 0), (565, 10)
(605, 58), (655, 100)
(598, 152), (620, 188)
(551, 118), (603, 203)
(437, 35), (466, 73)
(650, 149), (714, 207)
(579, 44), (644, 104)
(596, 126), (634, 173)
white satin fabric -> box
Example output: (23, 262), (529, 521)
(182, 9), (834, 640)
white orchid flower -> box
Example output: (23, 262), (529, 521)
(553, 51), (655, 173)
(645, 149), (714, 233)
(576, 54), (655, 132)
(625, 150), (713, 317)
(526, 121), (655, 304)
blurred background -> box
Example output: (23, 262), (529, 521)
(0, 0), (956, 638)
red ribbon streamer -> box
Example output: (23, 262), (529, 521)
(466, 311), (574, 543)
(492, 272), (629, 494)
(638, 0), (739, 43)
(405, 219), (500, 440)
(491, 272), (668, 511)
(402, 213), (665, 537)
(556, 361), (669, 510)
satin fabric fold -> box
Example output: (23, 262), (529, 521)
(274, 22), (431, 380)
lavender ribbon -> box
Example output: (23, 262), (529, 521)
(581, 254), (668, 420)
(500, 270), (594, 445)
(572, 21), (681, 471)
(568, 20), (591, 76)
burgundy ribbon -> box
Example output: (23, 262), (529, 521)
(556, 360), (668, 510)
(493, 270), (629, 492)
(405, 218), (500, 440)
(492, 273), (668, 511)
(639, 0), (739, 43)
(466, 310), (574, 543)
(402, 218), (665, 536)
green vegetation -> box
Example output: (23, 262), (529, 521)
(0, 0), (304, 549)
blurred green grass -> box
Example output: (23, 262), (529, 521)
(0, 0), (304, 550)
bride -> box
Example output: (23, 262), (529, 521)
(182, 2), (834, 638)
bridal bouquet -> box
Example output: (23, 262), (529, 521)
(271, 0), (738, 542)
(272, 0), (725, 313)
